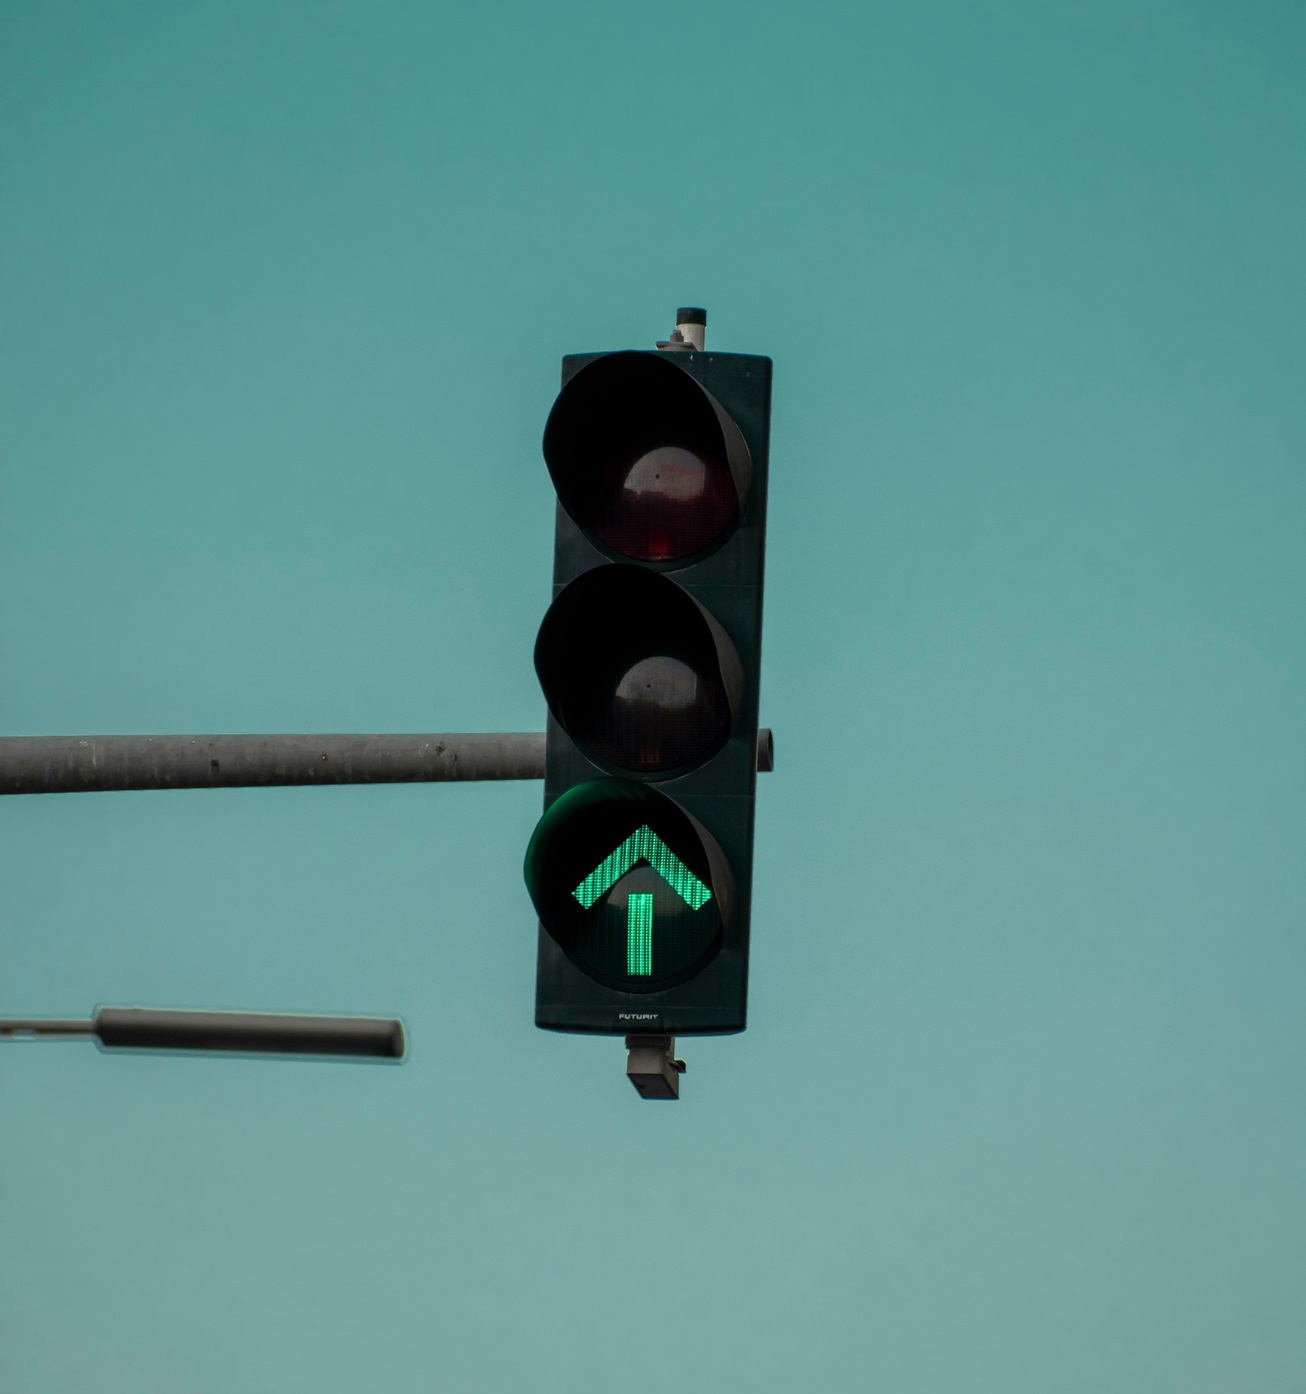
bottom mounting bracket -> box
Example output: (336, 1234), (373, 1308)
(625, 1034), (687, 1100)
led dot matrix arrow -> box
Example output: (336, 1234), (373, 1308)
(572, 825), (712, 912)
(525, 308), (772, 1048)
(572, 825), (713, 978)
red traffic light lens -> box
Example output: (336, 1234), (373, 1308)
(543, 352), (751, 564)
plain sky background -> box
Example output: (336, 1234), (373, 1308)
(2, 1), (1304, 1390)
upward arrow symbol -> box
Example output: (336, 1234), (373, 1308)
(572, 825), (712, 910)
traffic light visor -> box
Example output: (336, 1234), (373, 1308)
(543, 351), (752, 564)
(525, 779), (734, 993)
(535, 564), (742, 777)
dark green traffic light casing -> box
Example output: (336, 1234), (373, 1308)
(528, 347), (771, 1035)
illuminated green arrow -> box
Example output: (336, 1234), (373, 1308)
(626, 893), (654, 975)
(573, 826), (712, 977)
(572, 826), (711, 909)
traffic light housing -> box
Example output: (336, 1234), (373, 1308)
(526, 315), (771, 1036)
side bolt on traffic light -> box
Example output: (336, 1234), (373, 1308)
(524, 306), (773, 1099)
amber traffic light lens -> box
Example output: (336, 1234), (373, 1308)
(534, 565), (740, 776)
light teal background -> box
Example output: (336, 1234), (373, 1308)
(2, 2), (1304, 1390)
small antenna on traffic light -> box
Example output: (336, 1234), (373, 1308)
(657, 306), (706, 352)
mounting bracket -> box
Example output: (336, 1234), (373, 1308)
(625, 1034), (687, 1100)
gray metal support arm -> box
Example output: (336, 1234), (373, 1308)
(0, 1008), (405, 1059)
(0, 730), (774, 795)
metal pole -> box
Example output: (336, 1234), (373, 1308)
(0, 1018), (95, 1038)
(0, 730), (774, 795)
(0, 1008), (405, 1059)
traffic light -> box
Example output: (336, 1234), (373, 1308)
(525, 309), (771, 1040)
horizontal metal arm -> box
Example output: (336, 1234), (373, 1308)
(0, 1018), (95, 1038)
(0, 1008), (405, 1059)
(0, 730), (774, 795)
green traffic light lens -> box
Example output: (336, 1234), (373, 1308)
(524, 779), (733, 994)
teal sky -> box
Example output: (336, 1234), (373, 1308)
(2, 2), (1304, 1389)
